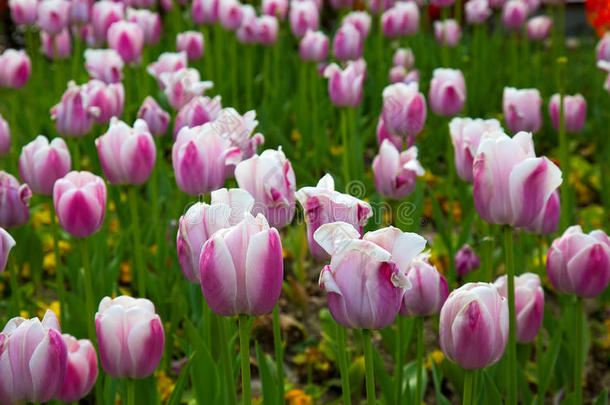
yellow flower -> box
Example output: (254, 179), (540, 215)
(37, 300), (60, 320)
(21, 263), (30, 279)
(330, 145), (343, 156)
(109, 218), (120, 234)
(425, 350), (445, 369)
(32, 209), (51, 229)
(20, 310), (29, 318)
(156, 370), (175, 402)
(291, 129), (302, 142)
(43, 252), (56, 274)
(58, 240), (71, 255)
(120, 262), (132, 284)
(149, 245), (158, 255)
(285, 389), (313, 405)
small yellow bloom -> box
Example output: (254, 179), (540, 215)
(19, 310), (29, 318)
(291, 129), (302, 142)
(330, 145), (343, 156)
(285, 389), (313, 405)
(149, 245), (158, 255)
(58, 240), (71, 255)
(120, 262), (132, 284)
(43, 253), (56, 274)
(109, 201), (116, 212)
(109, 218), (120, 234)
(32, 209), (51, 229)
(425, 350), (445, 369)
(21, 263), (30, 279)
(38, 300), (60, 320)
(156, 370), (175, 402)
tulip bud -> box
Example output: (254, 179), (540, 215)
(219, 0), (243, 30)
(382, 82), (427, 137)
(429, 68), (466, 116)
(434, 19), (461, 47)
(381, 2), (419, 38)
(548, 93), (586, 133)
(174, 95), (222, 137)
(258, 15), (278, 45)
(526, 15), (552, 40)
(235, 4), (259, 43)
(91, 1), (124, 44)
(376, 117), (405, 150)
(400, 255), (449, 317)
(126, 8), (161, 45)
(69, 0), (93, 25)
(0, 49), (32, 89)
(373, 140), (424, 200)
(502, 87), (542, 133)
(147, 51), (188, 88)
(137, 97), (170, 137)
(177, 31), (204, 60)
(160, 68), (213, 110)
(37, 0), (70, 35)
(0, 227), (15, 275)
(596, 33), (610, 63)
(50, 81), (100, 137)
(53, 171), (107, 238)
(57, 334), (98, 402)
(299, 30), (329, 62)
(454, 244), (480, 276)
(211, 108), (265, 161)
(9, 0), (38, 25)
(107, 21), (144, 63)
(192, 0), (219, 24)
(333, 23), (363, 61)
(0, 171), (31, 228)
(83, 48), (123, 84)
(324, 59), (366, 108)
(0, 114), (11, 157)
(392, 48), (414, 69)
(262, 0), (288, 20)
(83, 79), (124, 124)
(19, 135), (71, 195)
(494, 273), (544, 343)
(342, 11), (371, 39)
(95, 296), (165, 379)
(465, 0), (492, 24)
(289, 0), (319, 37)
(502, 0), (528, 29)
(41, 28), (72, 60)
(546, 225), (610, 298)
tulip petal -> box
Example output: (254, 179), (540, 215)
(245, 228), (283, 316)
(200, 237), (238, 316)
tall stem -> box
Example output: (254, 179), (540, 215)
(50, 203), (65, 321)
(463, 369), (474, 405)
(238, 314), (251, 405)
(504, 226), (517, 405)
(219, 316), (238, 405)
(362, 329), (376, 405)
(272, 305), (285, 404)
(245, 46), (253, 109)
(126, 379), (136, 405)
(536, 329), (544, 405)
(441, 7), (450, 66)
(511, 31), (519, 86)
(9, 256), (20, 315)
(340, 109), (350, 187)
(311, 64), (321, 171)
(446, 131), (456, 288)
(484, 222), (493, 281)
(336, 323), (352, 405)
(574, 297), (583, 405)
(231, 38), (238, 107)
(415, 317), (424, 404)
(128, 187), (146, 297)
(556, 57), (569, 230)
(395, 317), (405, 404)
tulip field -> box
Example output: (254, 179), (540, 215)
(1, 0), (610, 403)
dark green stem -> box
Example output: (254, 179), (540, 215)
(536, 329), (544, 405)
(126, 378), (135, 405)
(395, 316), (405, 404)
(128, 187), (146, 297)
(415, 317), (424, 404)
(463, 369), (474, 405)
(556, 57), (569, 231)
(504, 227), (517, 405)
(238, 314), (251, 405)
(272, 305), (285, 404)
(9, 256), (20, 316)
(574, 297), (583, 405)
(362, 329), (376, 405)
(219, 316), (238, 405)
(336, 323), (352, 405)
(341, 109), (350, 187)
(50, 203), (65, 322)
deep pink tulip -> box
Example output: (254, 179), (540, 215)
(57, 335), (98, 403)
(137, 96), (170, 137)
(400, 255), (449, 317)
(439, 282), (508, 369)
(596, 33), (610, 63)
(547, 226), (610, 298)
(373, 139), (424, 200)
(0, 227), (16, 273)
(502, 0), (528, 29)
(236, 5), (259, 43)
(342, 11), (372, 39)
(434, 19), (461, 47)
(211, 108), (265, 161)
(324, 59), (366, 108)
(91, 1), (124, 44)
(37, 0), (70, 35)
(465, 0), (492, 24)
(41, 28), (72, 60)
(429, 68), (466, 116)
(84, 48), (124, 84)
(0, 49), (31, 89)
(219, 0), (243, 30)
(69, 0), (93, 24)
(0, 171), (31, 228)
(19, 135), (71, 195)
(160, 68), (213, 110)
(9, 0), (38, 25)
(526, 15), (552, 40)
(177, 31), (205, 60)
(289, 0), (319, 37)
(0, 114), (11, 157)
(454, 244), (480, 276)
(95, 296), (164, 379)
(147, 51), (188, 88)
(494, 273), (544, 343)
(333, 23), (363, 61)
(296, 174), (372, 260)
(299, 30), (329, 62)
(174, 95), (221, 137)
(262, 0), (288, 20)
(126, 8), (161, 45)
(392, 47), (414, 69)
(191, 0), (219, 24)
(503, 87), (542, 133)
(107, 21), (144, 63)
(50, 81), (99, 137)
(258, 15), (279, 45)
(53, 171), (107, 238)
(548, 93), (586, 133)
(382, 82), (427, 137)
(381, 2), (419, 38)
(376, 117), (406, 150)
(83, 79), (124, 124)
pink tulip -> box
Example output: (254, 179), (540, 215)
(342, 11), (372, 39)
(41, 28), (72, 60)
(367, 0), (394, 14)
(296, 174), (372, 260)
(449, 117), (503, 182)
(502, 87), (542, 133)
(473, 131), (562, 234)
(0, 310), (67, 405)
(599, 60), (610, 94)
(465, 0), (491, 24)
(299, 30), (329, 62)
(211, 108), (265, 161)
(199, 212), (283, 316)
(192, 0), (219, 24)
(382, 82), (427, 137)
(126, 8), (161, 46)
(488, 0), (507, 7)
(9, 0), (38, 25)
(83, 79), (124, 124)
(454, 244), (480, 276)
(315, 222), (427, 329)
(324, 59), (366, 108)
(107, 21), (144, 63)
(95, 296), (164, 379)
(431, 0), (454, 7)
(596, 33), (610, 63)
(434, 19), (461, 47)
(50, 81), (99, 137)
(373, 139), (424, 200)
(546, 226), (610, 298)
(389, 66), (407, 84)
(0, 171), (31, 228)
(381, 2), (419, 38)
(523, 0), (540, 13)
(262, 0), (288, 20)
(177, 31), (205, 60)
(57, 334), (98, 402)
(235, 148), (296, 228)
(400, 255), (449, 317)
(429, 68), (466, 116)
(494, 273), (544, 343)
(174, 95), (222, 137)
(84, 48), (124, 84)
(0, 115), (11, 156)
(258, 15), (279, 45)
(53, 171), (107, 238)
(147, 51), (188, 88)
(219, 0), (243, 30)
(0, 227), (16, 273)
(172, 123), (241, 195)
(289, 0), (319, 37)
(69, 0), (93, 25)
(160, 68), (213, 110)
(0, 49), (31, 89)
(91, 1), (124, 44)
(236, 5), (259, 43)
(128, 0), (156, 8)
(392, 47), (414, 69)
(502, 0), (528, 29)
(376, 117), (406, 150)
(329, 0), (353, 9)
(526, 15), (552, 40)
(548, 93), (586, 133)
(137, 96), (170, 137)
(37, 0), (70, 35)
(333, 23), (363, 61)
(439, 282), (508, 369)
(177, 188), (254, 283)
(19, 135), (71, 195)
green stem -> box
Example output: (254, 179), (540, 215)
(511, 31), (518, 86)
(214, 25), (223, 93)
(311, 64), (321, 172)
(454, 0), (462, 25)
(50, 203), (65, 322)
(446, 132), (456, 288)
(203, 26), (213, 80)
(484, 222), (493, 281)
(245, 46), (253, 109)
(238, 314), (251, 405)
(341, 109), (350, 187)
(150, 140), (162, 266)
(126, 379), (136, 405)
(128, 187), (146, 297)
(263, 47), (271, 106)
(231, 38), (238, 107)
(556, 57), (569, 231)
(336, 323), (352, 405)
(463, 369), (474, 405)
(415, 317), (424, 404)
(441, 7), (450, 67)
(395, 317), (404, 404)
(272, 305), (285, 404)
(536, 329), (544, 405)
(362, 329), (376, 405)
(219, 316), (238, 405)
(574, 297), (583, 405)
(9, 256), (20, 316)
(504, 226), (517, 405)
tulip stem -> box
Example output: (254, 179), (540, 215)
(341, 108), (350, 187)
(231, 37), (238, 107)
(446, 133), (456, 288)
(395, 316), (404, 404)
(79, 238), (96, 344)
(311, 64), (321, 172)
(9, 255), (20, 316)
(245, 46), (253, 109)
(219, 316), (238, 405)
(238, 314), (252, 405)
(263, 47), (271, 106)
(441, 7), (450, 67)
(272, 305), (285, 404)
(536, 327), (545, 405)
(128, 187), (146, 297)
(50, 203), (65, 323)
(503, 226), (517, 405)
(415, 317), (424, 404)
(510, 31), (518, 86)
(574, 297), (583, 405)
(463, 369), (474, 405)
(336, 323), (352, 405)
(126, 379), (136, 405)
(362, 329), (376, 405)
(484, 222), (493, 281)
(556, 57), (570, 231)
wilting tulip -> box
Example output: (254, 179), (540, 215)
(494, 273), (544, 343)
(473, 131), (561, 234)
(57, 335), (98, 402)
(434, 19), (461, 47)
(219, 0), (243, 30)
(172, 123), (241, 195)
(0, 115), (11, 156)
(333, 23), (362, 61)
(235, 148), (296, 228)
(466, 0), (492, 24)
(147, 51), (188, 87)
(381, 2), (419, 38)
(41, 28), (72, 59)
(503, 87), (542, 133)
(37, 0), (70, 35)
(211, 108), (265, 161)
(449, 117), (503, 182)
(160, 68), (213, 110)
(315, 222), (426, 329)
(546, 226), (610, 298)
(177, 31), (204, 60)
(174, 95), (221, 137)
(51, 82), (99, 137)
(596, 33), (610, 63)
(84, 49), (124, 84)
(53, 171), (107, 238)
(258, 15), (278, 45)
(19, 135), (71, 195)
(127, 8), (161, 45)
(107, 21), (144, 63)
(342, 12), (371, 39)
(400, 255), (449, 317)
(0, 171), (31, 228)
(392, 48), (414, 69)
(262, 0), (288, 20)
(429, 68), (466, 116)
(382, 82), (427, 137)
(0, 49), (31, 89)
(0, 227), (16, 273)
(95, 296), (165, 379)
(296, 174), (372, 260)
(191, 0), (219, 24)
(502, 0), (528, 29)
(439, 283), (508, 369)
(376, 117), (405, 150)
(236, 5), (259, 43)
(0, 310), (67, 405)
(373, 140), (424, 200)
(83, 79), (124, 124)
(137, 97), (170, 137)
(526, 15), (552, 40)
(324, 59), (366, 108)
(454, 244), (480, 276)
(177, 188), (254, 283)
(9, 0), (38, 25)
(290, 0), (319, 37)
(548, 93), (586, 133)
(91, 1), (124, 44)
(299, 30), (329, 62)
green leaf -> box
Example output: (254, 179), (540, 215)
(593, 390), (608, 405)
(167, 352), (196, 405)
(134, 375), (161, 405)
(539, 330), (562, 394)
(256, 342), (279, 405)
(480, 370), (503, 405)
(430, 360), (452, 405)
(372, 349), (394, 405)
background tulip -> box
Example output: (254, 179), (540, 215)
(219, 0), (243, 30)
(258, 15), (279, 45)
(211, 108), (265, 161)
(0, 227), (16, 273)
(0, 114), (11, 156)
(373, 140), (424, 200)
(237, 5), (259, 43)
(174, 95), (221, 137)
(51, 82), (99, 137)
(69, 0), (93, 25)
(9, 0), (38, 25)
(83, 79), (125, 124)
(19, 135), (71, 195)
(0, 171), (31, 228)
(57, 334), (98, 402)
(434, 19), (462, 47)
(392, 47), (414, 69)
(41, 29), (72, 60)
(107, 21), (145, 63)
(84, 48), (124, 84)
(160, 68), (213, 110)
(137, 96), (170, 136)
(429, 68), (466, 116)
(289, 0), (319, 37)
(127, 8), (162, 45)
(0, 49), (31, 89)
(381, 2), (419, 37)
(37, 0), (70, 35)
(502, 87), (542, 133)
(382, 82), (427, 137)
(147, 51), (188, 87)
(596, 33), (610, 63)
(376, 117), (405, 150)
(526, 15), (552, 40)
(191, 0), (219, 24)
(454, 244), (480, 276)
(466, 0), (492, 24)
(324, 59), (366, 108)
(91, 1), (124, 44)
(502, 0), (528, 29)
(177, 31), (205, 60)
(299, 30), (329, 62)
(400, 255), (449, 317)
(333, 23), (362, 61)
(548, 93), (586, 133)
(262, 0), (288, 20)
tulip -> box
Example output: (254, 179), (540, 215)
(430, 0), (454, 7)
(69, 0), (93, 25)
(596, 33), (610, 63)
(373, 139), (424, 200)
(367, 0), (394, 14)
(526, 15), (552, 40)
(9, 0), (38, 25)
(315, 222), (427, 329)
(439, 282), (509, 369)
(177, 188), (254, 283)
(128, 0), (156, 8)
(488, 0), (507, 7)
(449, 117), (503, 182)
(523, 0), (540, 13)
(502, 87), (542, 133)
(299, 30), (329, 62)
(41, 28), (72, 60)
(91, 1), (124, 44)
(191, 0), (219, 24)
(177, 31), (204, 60)
(333, 23), (363, 61)
(84, 48), (124, 84)
(147, 51), (188, 87)
(324, 59), (366, 108)
(429, 68), (466, 117)
(548, 93), (586, 133)
(376, 117), (405, 150)
(0, 227), (16, 273)
(57, 334), (98, 402)
(454, 244), (480, 276)
(258, 15), (278, 45)
(262, 0), (288, 20)
(235, 148), (296, 228)
(329, 0), (353, 9)
(50, 81), (99, 137)
(136, 97), (168, 137)
(546, 225), (610, 298)
(434, 19), (461, 47)
(502, 0), (528, 29)
(381, 2), (419, 38)
(236, 5), (259, 43)
(494, 273), (544, 343)
(172, 123), (241, 195)
(53, 171), (107, 238)
(382, 82), (427, 137)
(599, 60), (610, 94)
(465, 0), (492, 24)
(37, 0), (70, 35)
(389, 66), (407, 84)
(392, 47), (414, 69)
(95, 296), (165, 379)
(211, 108), (265, 161)
(342, 11), (372, 39)
(0, 114), (11, 157)
(160, 68), (213, 110)
(289, 0), (319, 37)
(83, 79), (125, 124)
(0, 171), (31, 228)
(0, 49), (31, 89)
(0, 310), (67, 405)
(400, 255), (449, 317)
(126, 8), (161, 45)
(174, 95), (222, 137)
(295, 173), (372, 260)
(219, 0), (243, 30)
(473, 131), (562, 234)
(107, 21), (144, 63)
(19, 135), (71, 195)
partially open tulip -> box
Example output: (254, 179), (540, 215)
(376, 117), (406, 150)
(235, 148), (296, 228)
(57, 335), (98, 403)
(439, 282), (508, 369)
(526, 15), (552, 40)
(83, 79), (124, 124)
(258, 15), (278, 45)
(473, 131), (561, 234)
(429, 68), (466, 116)
(147, 52), (188, 87)
(455, 244), (480, 276)
(126, 8), (161, 45)
(546, 226), (610, 298)
(449, 117), (503, 182)
(392, 48), (414, 69)
(494, 273), (544, 343)
(373, 139), (424, 200)
(502, 0), (528, 29)
(37, 0), (70, 35)
(0, 49), (31, 89)
(0, 310), (67, 405)
(19, 135), (71, 195)
(389, 66), (407, 84)
(324, 59), (366, 108)
(51, 82), (99, 137)
(296, 174), (372, 260)
(502, 87), (542, 133)
(219, 0), (243, 30)
(0, 227), (16, 273)
(138, 97), (170, 137)
(91, 1), (124, 44)
(192, 0), (219, 24)
(211, 108), (265, 161)
(289, 0), (319, 37)
(0, 171), (31, 228)
(262, 0), (288, 19)
(381, 2), (419, 38)
(199, 212), (283, 316)
(596, 33), (610, 63)
(0, 115), (11, 156)
(548, 93), (586, 133)
(315, 222), (426, 329)
(9, 0), (38, 25)
(434, 19), (461, 47)
(107, 21), (144, 63)
(174, 95), (221, 137)
(333, 23), (362, 61)
(84, 48), (124, 84)
(53, 171), (107, 238)
(299, 30), (329, 62)
(237, 5), (259, 43)
(41, 28), (72, 60)
(342, 11), (371, 39)
(400, 255), (449, 317)
(382, 82), (427, 137)
(465, 0), (492, 24)
(160, 68), (213, 110)
(95, 296), (165, 379)
(177, 31), (204, 60)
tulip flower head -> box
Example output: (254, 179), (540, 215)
(324, 59), (366, 108)
(382, 82), (427, 137)
(91, 1), (124, 44)
(0, 171), (31, 228)
(262, 0), (288, 19)
(0, 227), (16, 273)
(373, 140), (424, 200)
(0, 49), (32, 89)
(137, 96), (170, 137)
(174, 95), (222, 137)
(82, 79), (125, 124)
(37, 0), (70, 35)
(429, 68), (466, 117)
(502, 87), (542, 133)
(434, 19), (462, 47)
(454, 244), (480, 276)
(41, 29), (72, 60)
(57, 334), (98, 402)
(342, 11), (372, 39)
(502, 0), (528, 29)
(191, 0), (220, 24)
(381, 2), (419, 38)
(466, 0), (492, 24)
(526, 15), (552, 40)
(9, 0), (38, 25)
(210, 108), (265, 161)
(160, 68), (213, 110)
(147, 51), (188, 88)
(0, 114), (11, 157)
(333, 22), (363, 61)
(548, 93), (586, 133)
(19, 135), (71, 195)
(107, 20), (145, 64)
(126, 8), (161, 45)
(400, 254), (449, 317)
(84, 48), (124, 84)
(289, 0), (319, 37)
(299, 30), (329, 62)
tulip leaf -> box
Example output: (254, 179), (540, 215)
(256, 342), (279, 405)
(430, 360), (452, 405)
(167, 352), (196, 405)
(135, 375), (161, 405)
(516, 362), (533, 405)
(427, 187), (451, 250)
(480, 370), (503, 405)
(539, 329), (562, 394)
(593, 390), (608, 405)
(372, 348), (394, 405)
